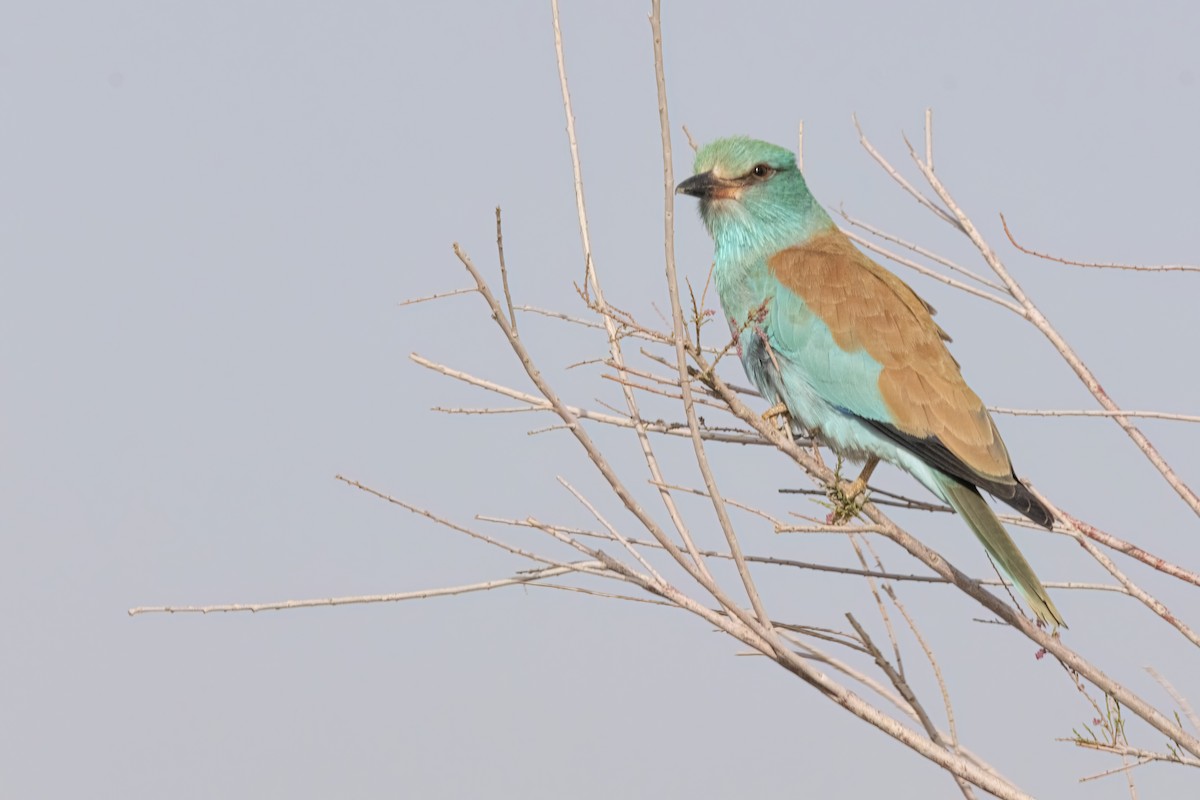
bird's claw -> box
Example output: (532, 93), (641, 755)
(761, 402), (794, 443)
(826, 456), (878, 524)
(827, 480), (870, 524)
(762, 402), (789, 423)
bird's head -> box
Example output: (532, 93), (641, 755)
(677, 136), (828, 252)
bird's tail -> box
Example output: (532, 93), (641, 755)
(937, 475), (1066, 628)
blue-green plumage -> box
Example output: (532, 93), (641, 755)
(677, 136), (1064, 627)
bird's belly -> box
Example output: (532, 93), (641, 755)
(740, 330), (932, 479)
(721, 274), (939, 488)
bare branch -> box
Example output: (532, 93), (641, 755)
(481, 515), (1125, 594)
(777, 523), (890, 534)
(646, 479), (786, 527)
(412, 353), (767, 445)
(1145, 667), (1200, 732)
(990, 407), (1200, 423)
(1069, 740), (1200, 770)
(1035, 490), (1200, 647)
(847, 613), (976, 799)
(558, 476), (666, 588)
(839, 208), (1005, 291)
(431, 405), (542, 416)
(128, 563), (600, 616)
(1056, 507), (1200, 590)
(398, 286), (477, 307)
(924, 108), (933, 173)
(681, 124), (698, 152)
(1001, 213), (1200, 273)
(335, 475), (562, 565)
(845, 230), (1024, 314)
(495, 207), (518, 336)
(852, 114), (960, 229)
(849, 537), (906, 680)
(885, 583), (961, 753)
(797, 119), (804, 172)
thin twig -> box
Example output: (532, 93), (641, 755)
(850, 537), (906, 680)
(924, 108), (933, 173)
(797, 120), (804, 172)
(1034, 489), (1200, 647)
(480, 515), (1126, 594)
(432, 405), (541, 416)
(990, 407), (1200, 423)
(335, 476), (544, 560)
(1145, 667), (1200, 732)
(398, 287), (478, 307)
(128, 564), (599, 616)
(845, 230), (1024, 314)
(600, 371), (729, 410)
(1080, 758), (1152, 785)
(558, 476), (666, 587)
(838, 208), (1005, 291)
(1001, 214), (1200, 273)
(530, 581), (677, 608)
(523, 516), (647, 589)
(847, 613), (976, 799)
(852, 114), (960, 229)
(1056, 510), (1200, 589)
(647, 479), (786, 527)
(873, 538), (961, 759)
(412, 353), (766, 445)
(496, 207), (518, 337)
(1068, 740), (1200, 769)
(778, 523), (890, 534)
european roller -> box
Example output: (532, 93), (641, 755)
(677, 136), (1064, 627)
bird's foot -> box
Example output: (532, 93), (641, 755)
(841, 476), (870, 502)
(761, 402), (794, 442)
(762, 402), (789, 423)
(840, 457), (879, 503)
(826, 483), (869, 524)
(826, 457), (879, 524)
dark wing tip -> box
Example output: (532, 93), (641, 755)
(857, 414), (1055, 529)
(1002, 478), (1055, 529)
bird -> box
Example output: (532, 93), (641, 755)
(676, 136), (1064, 627)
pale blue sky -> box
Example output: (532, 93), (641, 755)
(3, 2), (1198, 797)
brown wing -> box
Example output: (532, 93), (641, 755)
(767, 227), (1014, 485)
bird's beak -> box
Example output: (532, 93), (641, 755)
(675, 171), (738, 200)
(675, 171), (717, 197)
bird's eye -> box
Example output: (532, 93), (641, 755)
(751, 163), (772, 178)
